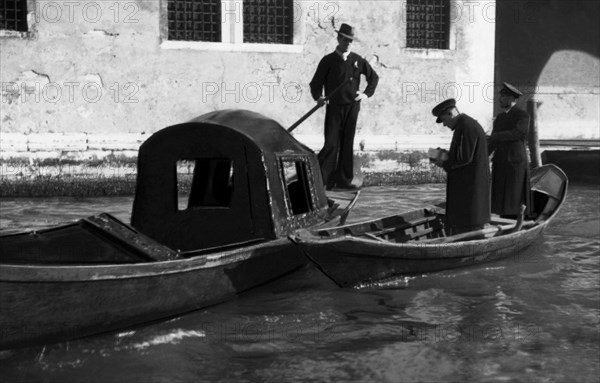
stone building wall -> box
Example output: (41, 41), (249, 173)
(1, 1), (496, 163)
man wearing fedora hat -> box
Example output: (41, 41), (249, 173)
(431, 98), (490, 235)
(488, 82), (531, 218)
(309, 23), (379, 190)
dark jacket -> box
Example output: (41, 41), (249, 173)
(488, 106), (531, 215)
(309, 51), (378, 105)
(443, 114), (491, 228)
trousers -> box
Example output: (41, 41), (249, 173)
(318, 102), (360, 187)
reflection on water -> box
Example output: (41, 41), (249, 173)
(0, 197), (133, 234)
(0, 184), (598, 383)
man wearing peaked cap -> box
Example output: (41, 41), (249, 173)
(488, 82), (531, 218)
(500, 82), (523, 98)
(310, 23), (379, 190)
(431, 98), (490, 235)
(431, 98), (456, 123)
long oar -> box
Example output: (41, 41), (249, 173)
(315, 190), (361, 229)
(337, 190), (360, 226)
(288, 78), (351, 133)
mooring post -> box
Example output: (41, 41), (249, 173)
(526, 99), (543, 168)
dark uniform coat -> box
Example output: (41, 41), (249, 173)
(488, 106), (531, 216)
(442, 114), (491, 230)
(309, 51), (378, 187)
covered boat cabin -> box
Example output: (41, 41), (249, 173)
(131, 109), (330, 252)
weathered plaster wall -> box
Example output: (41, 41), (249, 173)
(495, 0), (600, 139)
(1, 0), (495, 157)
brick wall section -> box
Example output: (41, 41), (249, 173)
(0, 132), (145, 162)
(0, 132), (455, 179)
(0, 132), (454, 161)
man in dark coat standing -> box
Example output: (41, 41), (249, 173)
(432, 99), (491, 234)
(309, 23), (378, 190)
(488, 83), (531, 218)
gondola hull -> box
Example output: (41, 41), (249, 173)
(0, 110), (332, 349)
(0, 236), (303, 349)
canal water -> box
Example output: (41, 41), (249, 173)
(0, 184), (598, 383)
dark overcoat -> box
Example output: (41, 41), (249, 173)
(488, 106), (531, 215)
(443, 114), (491, 229)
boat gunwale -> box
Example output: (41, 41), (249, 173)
(314, 205), (444, 235)
(302, 164), (568, 255)
(299, 218), (547, 253)
(0, 237), (293, 282)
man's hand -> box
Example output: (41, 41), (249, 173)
(316, 97), (329, 107)
(354, 92), (368, 102)
(430, 149), (448, 168)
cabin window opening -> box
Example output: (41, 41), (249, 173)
(280, 158), (313, 216)
(177, 158), (234, 210)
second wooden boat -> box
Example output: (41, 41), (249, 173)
(291, 164), (568, 287)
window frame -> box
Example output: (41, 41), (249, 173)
(277, 155), (317, 218)
(160, 0), (305, 53)
(402, 0), (456, 55)
(0, 0), (33, 38)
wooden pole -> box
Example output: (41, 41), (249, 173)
(287, 78), (351, 133)
(526, 99), (543, 168)
(287, 104), (321, 133)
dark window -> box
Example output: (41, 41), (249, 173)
(243, 0), (293, 44)
(406, 0), (450, 49)
(0, 0), (28, 32)
(167, 0), (221, 42)
(280, 158), (313, 216)
(177, 159), (233, 210)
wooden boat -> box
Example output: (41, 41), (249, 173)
(0, 109), (341, 350)
(291, 164), (568, 287)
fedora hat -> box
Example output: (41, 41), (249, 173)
(336, 23), (357, 41)
(499, 82), (523, 98)
(432, 98), (456, 123)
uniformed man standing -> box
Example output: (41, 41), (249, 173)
(431, 99), (491, 235)
(309, 23), (378, 190)
(488, 82), (531, 219)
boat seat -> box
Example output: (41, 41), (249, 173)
(362, 216), (439, 243)
(368, 215), (438, 237)
(408, 227), (436, 239)
(490, 216), (517, 225)
(366, 226), (437, 242)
